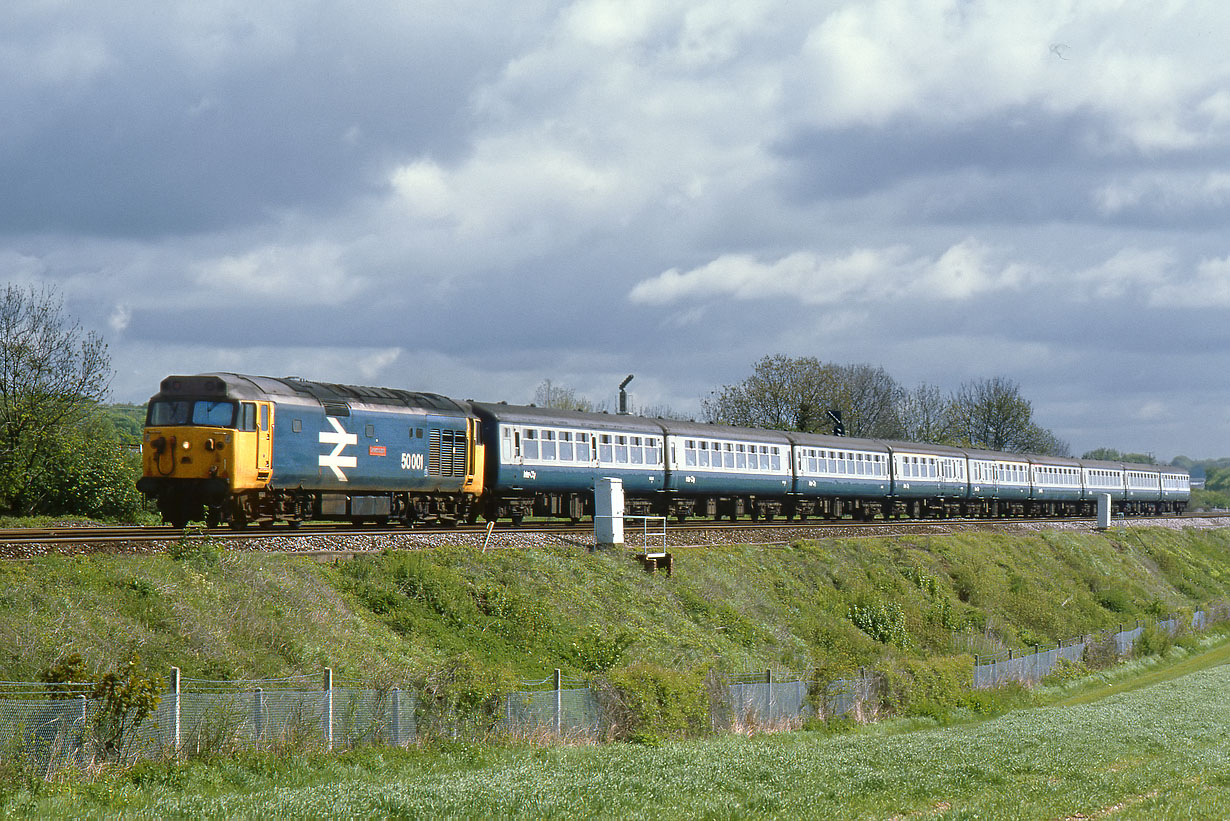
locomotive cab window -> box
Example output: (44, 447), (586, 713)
(241, 403), (257, 432)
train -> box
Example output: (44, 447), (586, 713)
(136, 373), (1191, 529)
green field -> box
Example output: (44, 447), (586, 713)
(3, 639), (1228, 819)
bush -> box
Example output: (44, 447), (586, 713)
(1040, 657), (1089, 686)
(600, 663), (708, 743)
(1083, 633), (1120, 669)
(1133, 623), (1173, 658)
(39, 414), (145, 521)
(415, 654), (517, 741)
(167, 530), (222, 569)
(879, 656), (975, 719)
(847, 594), (911, 648)
(38, 652), (164, 762)
(568, 626), (633, 673)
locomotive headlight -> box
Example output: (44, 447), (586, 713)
(182, 440), (191, 450)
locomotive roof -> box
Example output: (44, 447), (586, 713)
(154, 373), (469, 416)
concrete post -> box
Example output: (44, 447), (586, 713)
(169, 666), (181, 757)
(594, 477), (624, 548)
(253, 687), (265, 744)
(1097, 493), (1112, 529)
(390, 686), (401, 746)
(554, 669), (563, 737)
(323, 668), (333, 751)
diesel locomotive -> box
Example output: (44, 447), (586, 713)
(137, 372), (1191, 529)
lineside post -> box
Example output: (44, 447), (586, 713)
(594, 477), (624, 549)
(1096, 493), (1112, 530)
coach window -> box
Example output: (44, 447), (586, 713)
(558, 432), (573, 461)
(577, 433), (592, 461)
(734, 444), (747, 471)
(523, 429), (539, 460)
(613, 435), (628, 464)
(694, 441), (707, 468)
(540, 430), (556, 461)
(598, 435), (613, 463)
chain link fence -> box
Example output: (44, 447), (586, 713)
(972, 603), (1229, 688)
(5, 603), (1226, 770)
(0, 670), (417, 771)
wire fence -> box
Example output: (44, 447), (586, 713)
(4, 603), (1226, 770)
(972, 603), (1230, 689)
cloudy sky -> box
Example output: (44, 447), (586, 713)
(4, 0), (1229, 460)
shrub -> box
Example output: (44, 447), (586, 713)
(167, 530), (221, 569)
(568, 626), (633, 673)
(1096, 589), (1133, 614)
(1040, 657), (1089, 686)
(879, 656), (974, 719)
(848, 594), (911, 648)
(1083, 632), (1120, 669)
(40, 653), (165, 761)
(415, 654), (517, 741)
(1133, 623), (1173, 658)
(600, 663), (708, 743)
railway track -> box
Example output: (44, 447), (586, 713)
(0, 512), (1223, 562)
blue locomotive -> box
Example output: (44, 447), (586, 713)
(138, 373), (1191, 528)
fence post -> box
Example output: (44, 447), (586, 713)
(554, 669), (562, 737)
(323, 668), (334, 752)
(78, 694), (88, 763)
(169, 666), (181, 758)
(253, 687), (265, 745)
(765, 670), (773, 722)
(390, 686), (401, 747)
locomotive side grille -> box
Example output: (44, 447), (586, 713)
(450, 430), (467, 477)
(428, 429), (467, 477)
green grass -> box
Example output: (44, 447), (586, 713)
(2, 527), (1230, 815)
(1, 528), (1229, 706)
(5, 641), (1230, 818)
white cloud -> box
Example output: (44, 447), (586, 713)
(107, 304), (131, 335)
(1073, 248), (1173, 301)
(1149, 255), (1230, 308)
(792, 0), (1230, 151)
(629, 239), (1027, 306)
(1094, 171), (1230, 217)
(190, 242), (356, 305)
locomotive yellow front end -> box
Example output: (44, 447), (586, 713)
(137, 375), (274, 528)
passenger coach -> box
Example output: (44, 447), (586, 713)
(470, 402), (667, 524)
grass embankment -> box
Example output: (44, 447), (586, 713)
(0, 528), (1228, 702)
(5, 635), (1229, 818)
(2, 526), (1230, 815)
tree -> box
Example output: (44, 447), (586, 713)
(0, 284), (112, 513)
(1081, 448), (1155, 464)
(533, 379), (594, 412)
(897, 382), (955, 444)
(949, 377), (1069, 456)
(703, 355), (905, 437)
